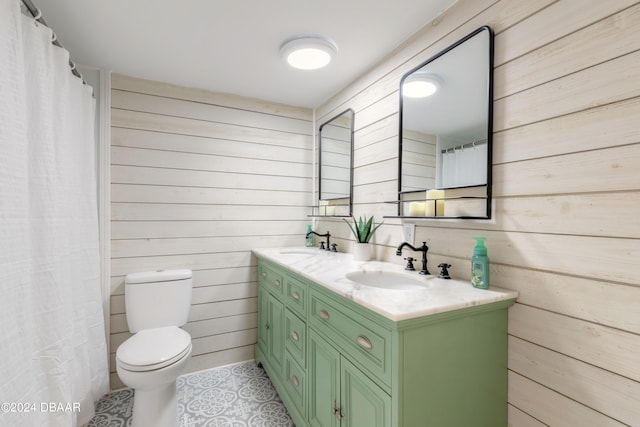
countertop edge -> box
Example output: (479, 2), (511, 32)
(253, 247), (518, 322)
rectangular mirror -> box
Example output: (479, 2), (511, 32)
(398, 26), (493, 219)
(317, 108), (354, 216)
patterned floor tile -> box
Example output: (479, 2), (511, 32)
(88, 362), (295, 427)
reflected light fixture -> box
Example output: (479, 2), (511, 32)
(280, 36), (337, 70)
(403, 73), (442, 98)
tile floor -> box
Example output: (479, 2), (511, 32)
(88, 361), (295, 427)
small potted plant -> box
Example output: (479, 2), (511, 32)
(343, 215), (383, 261)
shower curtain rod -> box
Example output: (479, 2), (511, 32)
(21, 0), (84, 81)
(441, 139), (487, 154)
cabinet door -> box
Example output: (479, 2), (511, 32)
(258, 287), (285, 376)
(340, 357), (391, 427)
(308, 329), (341, 427)
(257, 287), (269, 352)
(267, 293), (285, 375)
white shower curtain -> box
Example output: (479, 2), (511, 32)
(441, 143), (487, 188)
(0, 1), (109, 426)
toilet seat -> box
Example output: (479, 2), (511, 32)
(117, 326), (191, 372)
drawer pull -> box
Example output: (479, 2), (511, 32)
(292, 291), (301, 300)
(261, 271), (267, 278)
(290, 331), (299, 342)
(274, 279), (281, 287)
(291, 375), (299, 387)
(356, 335), (372, 350)
(319, 310), (330, 320)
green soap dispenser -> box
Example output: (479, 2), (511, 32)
(305, 225), (314, 247)
(471, 237), (489, 289)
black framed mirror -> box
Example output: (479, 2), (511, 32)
(317, 108), (354, 216)
(398, 26), (493, 219)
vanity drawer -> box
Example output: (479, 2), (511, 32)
(285, 309), (306, 366)
(258, 263), (284, 295)
(284, 275), (307, 317)
(283, 352), (306, 416)
(309, 289), (391, 387)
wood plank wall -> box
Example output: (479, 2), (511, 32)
(401, 130), (436, 192)
(315, 0), (640, 425)
(108, 74), (313, 388)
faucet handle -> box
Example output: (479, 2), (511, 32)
(330, 243), (338, 252)
(438, 263), (451, 279)
(404, 257), (416, 271)
(319, 241), (326, 250)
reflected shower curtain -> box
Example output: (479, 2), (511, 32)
(0, 1), (109, 426)
(440, 143), (488, 188)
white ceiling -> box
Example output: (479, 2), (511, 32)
(34, 0), (456, 108)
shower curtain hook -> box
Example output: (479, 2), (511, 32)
(33, 7), (42, 21)
(51, 31), (57, 42)
(69, 61), (76, 71)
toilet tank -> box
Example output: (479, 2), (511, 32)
(124, 269), (193, 333)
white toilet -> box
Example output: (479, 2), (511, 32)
(116, 269), (193, 427)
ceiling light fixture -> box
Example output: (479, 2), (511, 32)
(280, 36), (337, 70)
(402, 73), (442, 98)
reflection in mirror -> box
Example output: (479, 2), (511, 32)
(318, 109), (354, 216)
(399, 26), (493, 219)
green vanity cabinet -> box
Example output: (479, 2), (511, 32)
(257, 286), (285, 377)
(255, 258), (515, 427)
(308, 328), (340, 427)
(308, 329), (391, 427)
(256, 261), (310, 425)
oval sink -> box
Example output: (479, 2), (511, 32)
(346, 271), (427, 291)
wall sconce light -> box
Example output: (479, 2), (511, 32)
(403, 73), (442, 98)
(280, 36), (338, 70)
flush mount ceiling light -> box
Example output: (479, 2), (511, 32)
(280, 36), (337, 70)
(403, 73), (442, 98)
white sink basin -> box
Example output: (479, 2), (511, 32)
(346, 271), (428, 291)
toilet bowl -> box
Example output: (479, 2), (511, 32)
(116, 269), (193, 427)
(116, 326), (192, 427)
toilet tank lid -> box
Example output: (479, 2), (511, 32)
(125, 269), (192, 284)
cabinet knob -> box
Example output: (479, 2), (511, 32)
(262, 271), (267, 278)
(356, 335), (372, 349)
(265, 323), (270, 330)
(274, 279), (281, 287)
(319, 310), (330, 320)
(292, 291), (301, 300)
(291, 375), (299, 387)
(290, 331), (299, 342)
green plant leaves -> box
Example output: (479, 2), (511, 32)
(343, 215), (383, 243)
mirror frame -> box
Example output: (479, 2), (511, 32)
(318, 108), (354, 216)
(397, 26), (494, 219)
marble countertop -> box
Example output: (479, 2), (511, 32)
(252, 247), (518, 322)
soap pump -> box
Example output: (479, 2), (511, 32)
(305, 225), (314, 247)
(471, 237), (489, 289)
